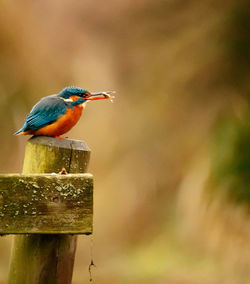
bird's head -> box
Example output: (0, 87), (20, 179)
(58, 86), (114, 101)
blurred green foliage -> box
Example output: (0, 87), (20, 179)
(211, 109), (250, 205)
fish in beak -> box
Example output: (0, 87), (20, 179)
(86, 91), (116, 102)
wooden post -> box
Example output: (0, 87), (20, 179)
(0, 174), (93, 234)
(8, 136), (91, 284)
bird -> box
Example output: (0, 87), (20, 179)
(14, 86), (115, 138)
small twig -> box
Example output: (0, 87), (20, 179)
(88, 259), (96, 282)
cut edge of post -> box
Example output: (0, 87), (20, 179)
(28, 136), (91, 151)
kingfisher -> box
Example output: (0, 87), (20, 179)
(14, 86), (115, 138)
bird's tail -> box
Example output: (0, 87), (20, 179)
(14, 130), (23, 135)
(14, 125), (26, 135)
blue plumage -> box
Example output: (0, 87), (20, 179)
(14, 87), (91, 135)
(59, 87), (89, 99)
(14, 95), (70, 135)
(14, 86), (112, 137)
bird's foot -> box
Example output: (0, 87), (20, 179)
(54, 136), (66, 139)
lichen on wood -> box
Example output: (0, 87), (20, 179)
(0, 174), (93, 234)
(8, 136), (92, 283)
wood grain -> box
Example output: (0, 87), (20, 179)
(0, 174), (93, 234)
(8, 136), (92, 284)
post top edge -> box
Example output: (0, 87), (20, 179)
(27, 136), (91, 151)
(0, 173), (93, 178)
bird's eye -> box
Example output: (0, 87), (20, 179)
(82, 92), (90, 97)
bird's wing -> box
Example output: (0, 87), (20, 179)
(23, 95), (69, 131)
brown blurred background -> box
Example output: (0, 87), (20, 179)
(0, 0), (249, 283)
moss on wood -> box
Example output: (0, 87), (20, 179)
(8, 136), (92, 283)
(0, 174), (93, 234)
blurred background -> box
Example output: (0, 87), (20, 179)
(0, 0), (249, 283)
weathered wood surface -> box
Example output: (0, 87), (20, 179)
(23, 136), (90, 174)
(0, 174), (93, 234)
(8, 136), (92, 284)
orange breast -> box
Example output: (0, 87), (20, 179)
(33, 105), (83, 137)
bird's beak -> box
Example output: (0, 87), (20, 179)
(86, 91), (115, 101)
